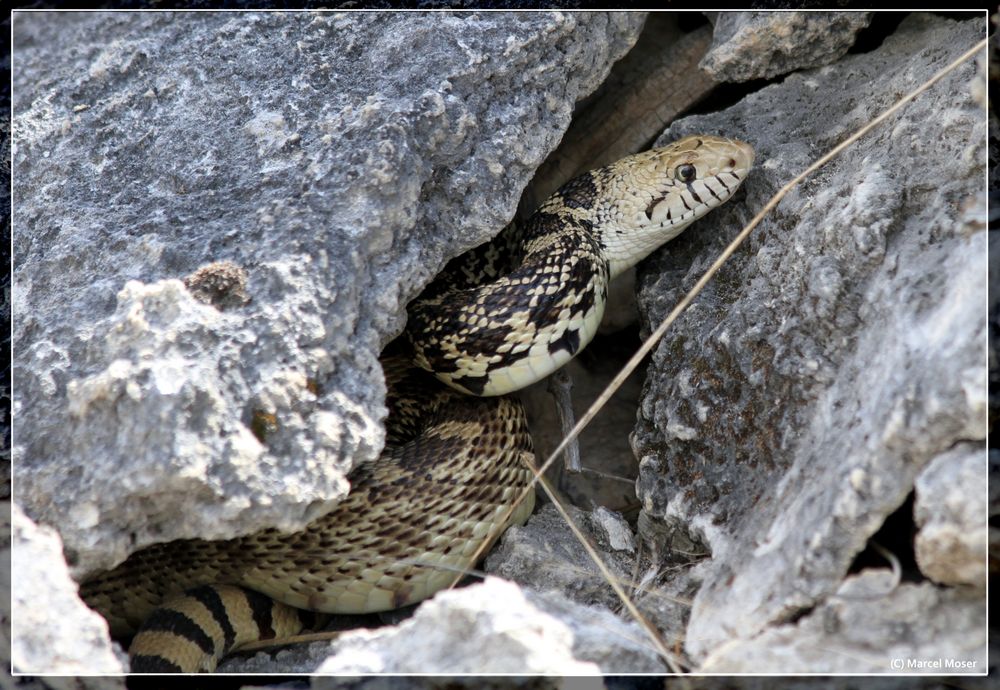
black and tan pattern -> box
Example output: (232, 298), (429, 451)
(81, 361), (535, 672)
(408, 135), (755, 396)
(79, 135), (753, 672)
(128, 584), (309, 672)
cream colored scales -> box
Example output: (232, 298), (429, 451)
(80, 135), (753, 672)
(408, 135), (754, 397)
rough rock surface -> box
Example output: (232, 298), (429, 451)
(315, 577), (597, 674)
(484, 502), (636, 612)
(310, 577), (664, 674)
(632, 13), (986, 662)
(11, 11), (644, 579)
(218, 577), (666, 672)
(223, 578), (665, 675)
(700, 11), (873, 82)
(8, 503), (127, 674)
(913, 442), (988, 587)
(627, 547), (703, 660)
(526, 586), (667, 673)
(698, 570), (988, 673)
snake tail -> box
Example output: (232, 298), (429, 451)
(128, 584), (319, 673)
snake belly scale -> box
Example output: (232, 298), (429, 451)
(79, 135), (753, 672)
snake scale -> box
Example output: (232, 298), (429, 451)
(79, 134), (753, 672)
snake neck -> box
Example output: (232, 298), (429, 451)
(600, 217), (695, 280)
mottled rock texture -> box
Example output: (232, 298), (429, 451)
(484, 502), (635, 613)
(12, 12), (643, 580)
(913, 442), (988, 587)
(701, 11), (873, 82)
(632, 13), (986, 662)
(8, 503), (127, 674)
(699, 570), (987, 673)
(309, 577), (664, 674)
(315, 577), (600, 674)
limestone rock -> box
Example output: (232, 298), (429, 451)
(228, 578), (670, 675)
(310, 577), (664, 674)
(631, 14), (986, 661)
(11, 10), (646, 676)
(698, 570), (988, 673)
(523, 586), (666, 674)
(11, 11), (644, 578)
(8, 503), (126, 675)
(314, 578), (599, 674)
(701, 11), (873, 82)
(484, 502), (635, 612)
(913, 443), (988, 587)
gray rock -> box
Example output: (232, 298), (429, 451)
(11, 11), (644, 578)
(484, 502), (635, 612)
(314, 577), (600, 674)
(590, 505), (636, 553)
(214, 636), (339, 674)
(8, 502), (127, 674)
(631, 14), (986, 662)
(700, 11), (873, 82)
(523, 586), (667, 674)
(629, 553), (702, 665)
(312, 678), (579, 690)
(698, 570), (988, 673)
(914, 443), (988, 587)
(308, 576), (662, 675)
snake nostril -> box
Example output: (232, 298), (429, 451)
(728, 158), (737, 168)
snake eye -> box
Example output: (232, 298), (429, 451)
(675, 164), (696, 183)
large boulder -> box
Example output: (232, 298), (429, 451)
(10, 10), (645, 675)
(631, 13), (986, 663)
(12, 11), (644, 577)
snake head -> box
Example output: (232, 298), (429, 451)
(598, 134), (755, 278)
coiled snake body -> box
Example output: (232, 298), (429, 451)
(80, 135), (753, 672)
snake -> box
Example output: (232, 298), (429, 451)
(78, 134), (753, 672)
